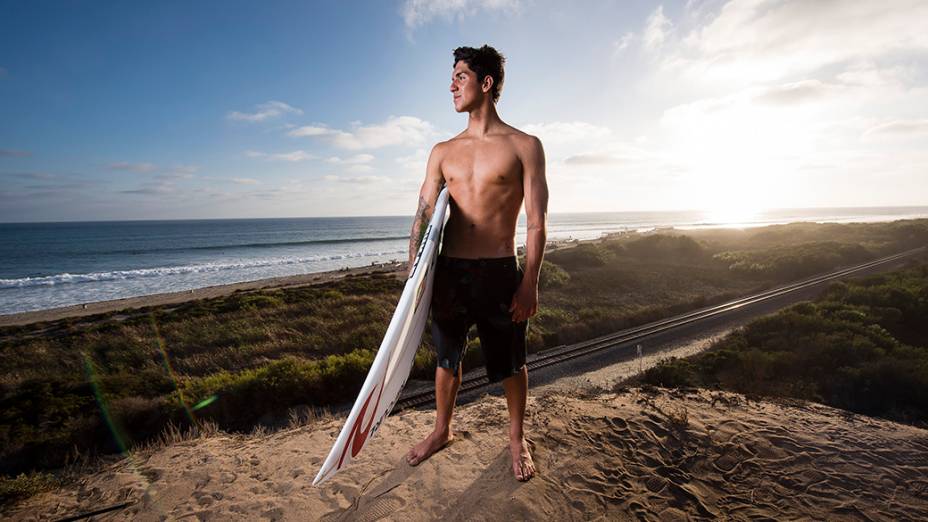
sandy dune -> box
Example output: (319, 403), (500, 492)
(8, 385), (928, 521)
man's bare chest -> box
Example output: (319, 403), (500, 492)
(441, 142), (523, 186)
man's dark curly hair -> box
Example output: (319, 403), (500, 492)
(452, 45), (506, 104)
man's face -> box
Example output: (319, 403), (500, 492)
(450, 61), (484, 112)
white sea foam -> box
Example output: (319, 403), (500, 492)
(0, 249), (407, 289)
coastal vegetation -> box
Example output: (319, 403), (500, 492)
(637, 260), (928, 426)
(1, 218), (926, 504)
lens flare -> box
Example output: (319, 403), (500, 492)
(192, 395), (218, 411)
(149, 314), (197, 423)
(79, 350), (166, 518)
(81, 350), (129, 455)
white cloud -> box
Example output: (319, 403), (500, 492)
(324, 174), (388, 184)
(120, 182), (177, 195)
(612, 32), (635, 56)
(520, 121), (613, 147)
(401, 0), (522, 30)
(109, 162), (158, 173)
(395, 148), (429, 173)
(288, 125), (332, 137)
(290, 115), (438, 150)
(227, 101), (303, 122)
(232, 177), (260, 185)
(660, 0), (928, 85)
(168, 165), (199, 175)
(325, 153), (375, 165)
(563, 154), (628, 166)
(863, 119), (928, 137)
(246, 150), (317, 162)
(346, 164), (375, 173)
(518, 120), (642, 179)
(643, 6), (671, 52)
(836, 62), (918, 89)
(108, 162), (199, 178)
(623, 0), (928, 211)
(156, 165), (198, 180)
(751, 79), (843, 105)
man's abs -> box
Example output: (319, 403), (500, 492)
(438, 132), (525, 259)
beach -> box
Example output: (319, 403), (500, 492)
(0, 238), (586, 328)
(0, 260), (404, 328)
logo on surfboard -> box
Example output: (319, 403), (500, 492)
(336, 377), (386, 469)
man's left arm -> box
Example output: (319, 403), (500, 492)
(510, 135), (548, 323)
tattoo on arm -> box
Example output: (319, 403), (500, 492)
(408, 195), (431, 264)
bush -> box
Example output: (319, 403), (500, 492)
(538, 260), (570, 290)
(713, 241), (875, 280)
(547, 243), (612, 270)
(181, 349), (376, 429)
(638, 262), (928, 425)
(642, 357), (697, 388)
(621, 234), (707, 262)
(0, 471), (58, 505)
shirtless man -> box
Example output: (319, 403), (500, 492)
(404, 45), (548, 482)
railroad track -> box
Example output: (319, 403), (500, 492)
(392, 246), (926, 412)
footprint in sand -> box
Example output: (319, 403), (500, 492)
(262, 506), (285, 520)
(349, 495), (406, 522)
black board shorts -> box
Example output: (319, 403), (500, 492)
(429, 254), (528, 383)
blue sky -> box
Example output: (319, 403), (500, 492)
(1, 0), (926, 222)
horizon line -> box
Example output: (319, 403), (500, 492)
(2, 204), (928, 226)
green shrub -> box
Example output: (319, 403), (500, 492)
(621, 234), (706, 262)
(638, 262), (928, 425)
(0, 471), (58, 505)
(642, 357), (697, 388)
(547, 243), (612, 270)
(538, 260), (570, 290)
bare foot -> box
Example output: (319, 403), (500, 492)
(406, 429), (453, 466)
(510, 437), (535, 481)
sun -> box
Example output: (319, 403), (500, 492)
(703, 204), (762, 227)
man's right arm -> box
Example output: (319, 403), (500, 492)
(407, 142), (445, 275)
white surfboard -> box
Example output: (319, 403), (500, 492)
(313, 185), (450, 486)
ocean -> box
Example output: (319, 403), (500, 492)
(2, 206), (926, 316)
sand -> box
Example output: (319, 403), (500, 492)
(8, 384), (928, 520)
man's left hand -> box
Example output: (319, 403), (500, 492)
(509, 280), (538, 323)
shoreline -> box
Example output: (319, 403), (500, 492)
(0, 237), (592, 328)
(5, 212), (924, 328)
(7, 211), (923, 328)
